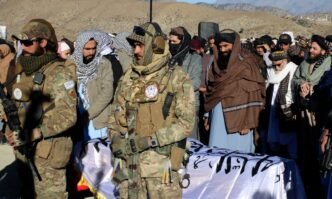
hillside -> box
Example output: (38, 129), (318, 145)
(0, 0), (331, 41)
(198, 3), (292, 17)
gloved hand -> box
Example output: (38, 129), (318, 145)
(111, 134), (127, 159)
(126, 135), (151, 155)
(111, 134), (155, 158)
(5, 130), (26, 147)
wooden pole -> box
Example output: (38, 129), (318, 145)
(150, 0), (153, 23)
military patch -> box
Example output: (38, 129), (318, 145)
(64, 80), (75, 90)
(145, 83), (159, 99)
(13, 88), (22, 100)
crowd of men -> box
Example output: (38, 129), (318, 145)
(0, 18), (332, 198)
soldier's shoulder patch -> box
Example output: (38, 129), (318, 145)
(64, 80), (75, 90)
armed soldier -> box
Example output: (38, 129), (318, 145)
(3, 19), (77, 198)
(108, 22), (195, 198)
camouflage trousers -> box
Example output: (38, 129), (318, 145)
(117, 171), (182, 199)
(14, 150), (68, 199)
(34, 157), (68, 199)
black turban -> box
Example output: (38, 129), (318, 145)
(215, 32), (236, 45)
(311, 34), (329, 51)
(326, 35), (332, 43)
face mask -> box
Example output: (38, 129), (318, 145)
(169, 43), (181, 56)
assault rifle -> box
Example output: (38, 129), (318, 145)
(0, 83), (42, 181)
(321, 131), (332, 176)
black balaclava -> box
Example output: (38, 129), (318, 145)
(169, 26), (191, 66)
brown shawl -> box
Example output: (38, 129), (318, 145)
(204, 32), (266, 133)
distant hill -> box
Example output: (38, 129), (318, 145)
(197, 2), (332, 25)
(0, 0), (331, 41)
(214, 0), (332, 14)
(198, 3), (292, 17)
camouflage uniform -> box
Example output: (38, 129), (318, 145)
(7, 19), (77, 198)
(109, 23), (195, 199)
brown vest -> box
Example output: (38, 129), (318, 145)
(124, 69), (176, 138)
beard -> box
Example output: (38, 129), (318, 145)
(83, 55), (95, 64)
(307, 53), (322, 64)
(23, 46), (44, 56)
(134, 55), (144, 65)
(217, 51), (231, 70)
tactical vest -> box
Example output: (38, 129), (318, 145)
(122, 66), (186, 171)
(12, 61), (73, 169)
(12, 61), (60, 124)
(124, 67), (175, 135)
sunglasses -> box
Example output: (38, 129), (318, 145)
(272, 63), (283, 68)
(133, 26), (154, 37)
(20, 38), (41, 47)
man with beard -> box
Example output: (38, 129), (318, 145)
(168, 26), (202, 141)
(109, 22), (195, 198)
(6, 19), (77, 198)
(72, 30), (123, 141)
(263, 51), (298, 159)
(278, 33), (303, 65)
(292, 34), (331, 198)
(204, 30), (265, 152)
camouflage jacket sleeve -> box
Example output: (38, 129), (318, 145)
(40, 66), (77, 138)
(155, 68), (195, 146)
(108, 76), (127, 140)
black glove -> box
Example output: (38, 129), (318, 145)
(111, 134), (127, 159)
(111, 134), (156, 158)
(126, 136), (151, 155)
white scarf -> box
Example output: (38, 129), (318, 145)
(267, 62), (298, 85)
(73, 30), (113, 109)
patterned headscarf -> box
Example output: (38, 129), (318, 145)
(72, 30), (112, 109)
(112, 32), (132, 56)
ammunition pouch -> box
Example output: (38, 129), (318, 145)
(35, 136), (72, 169)
(151, 138), (187, 171)
(170, 145), (186, 171)
(35, 139), (52, 159)
(170, 138), (187, 171)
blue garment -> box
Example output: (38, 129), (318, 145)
(78, 84), (107, 141)
(322, 171), (332, 199)
(209, 102), (255, 153)
(267, 83), (298, 159)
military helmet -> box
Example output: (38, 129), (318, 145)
(127, 22), (166, 54)
(126, 22), (166, 66)
(12, 19), (58, 51)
